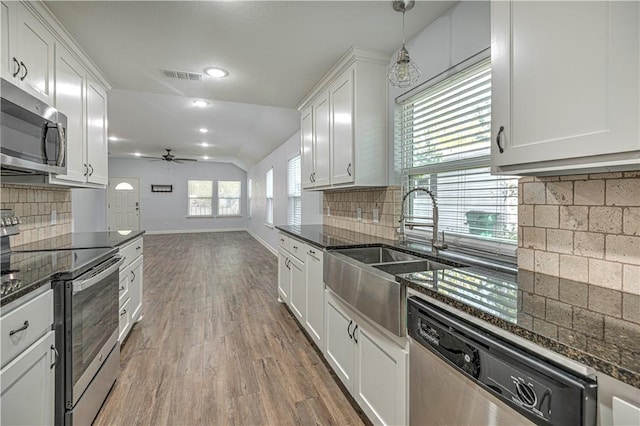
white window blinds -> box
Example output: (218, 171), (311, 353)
(399, 58), (518, 256)
(188, 180), (213, 216)
(248, 178), (253, 217)
(287, 155), (302, 226)
(266, 168), (273, 226)
(218, 181), (241, 216)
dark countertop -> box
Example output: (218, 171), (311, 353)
(1, 247), (116, 308)
(12, 230), (145, 252)
(277, 224), (640, 388)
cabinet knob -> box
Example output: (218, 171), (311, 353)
(496, 126), (505, 154)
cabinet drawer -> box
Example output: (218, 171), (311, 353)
(289, 239), (305, 261)
(118, 273), (129, 306)
(279, 234), (290, 250)
(1, 289), (53, 368)
(119, 237), (143, 269)
(118, 298), (131, 343)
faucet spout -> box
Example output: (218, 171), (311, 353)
(399, 187), (447, 250)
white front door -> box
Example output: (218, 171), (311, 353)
(108, 177), (140, 231)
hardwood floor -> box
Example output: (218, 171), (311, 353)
(93, 232), (365, 426)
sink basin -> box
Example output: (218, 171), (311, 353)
(332, 246), (424, 264)
(373, 259), (452, 275)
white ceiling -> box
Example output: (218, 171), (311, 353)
(45, 1), (456, 170)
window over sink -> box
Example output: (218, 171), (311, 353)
(287, 155), (302, 227)
(398, 57), (518, 257)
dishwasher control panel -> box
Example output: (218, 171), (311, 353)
(408, 297), (598, 426)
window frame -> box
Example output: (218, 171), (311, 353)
(397, 54), (518, 258)
(217, 180), (242, 217)
(265, 167), (274, 227)
(287, 155), (302, 227)
(187, 180), (214, 217)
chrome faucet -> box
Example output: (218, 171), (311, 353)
(399, 187), (448, 250)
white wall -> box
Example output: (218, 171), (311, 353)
(71, 188), (107, 232)
(247, 131), (323, 253)
(388, 1), (491, 184)
(109, 158), (247, 233)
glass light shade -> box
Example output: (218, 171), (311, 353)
(388, 45), (421, 88)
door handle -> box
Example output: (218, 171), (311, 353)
(83, 163), (89, 176)
(353, 324), (359, 343)
(130, 270), (135, 282)
(347, 319), (353, 339)
(347, 163), (352, 176)
(50, 345), (59, 369)
(496, 126), (505, 154)
(9, 320), (29, 336)
(88, 164), (94, 176)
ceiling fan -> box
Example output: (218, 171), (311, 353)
(142, 149), (197, 163)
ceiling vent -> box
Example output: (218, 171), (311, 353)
(160, 69), (203, 82)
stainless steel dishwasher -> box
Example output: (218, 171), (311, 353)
(408, 297), (598, 426)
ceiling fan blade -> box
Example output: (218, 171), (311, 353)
(173, 158), (197, 162)
(140, 156), (161, 159)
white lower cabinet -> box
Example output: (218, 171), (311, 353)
(118, 237), (143, 344)
(1, 330), (55, 426)
(324, 290), (408, 426)
(288, 255), (306, 322)
(304, 247), (324, 350)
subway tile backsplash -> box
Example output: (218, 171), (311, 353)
(518, 172), (640, 295)
(1, 184), (72, 246)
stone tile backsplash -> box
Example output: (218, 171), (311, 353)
(323, 187), (401, 241)
(518, 172), (640, 295)
(1, 184), (72, 246)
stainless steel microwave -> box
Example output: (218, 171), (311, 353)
(1, 78), (67, 176)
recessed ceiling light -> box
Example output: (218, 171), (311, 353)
(199, 128), (208, 133)
(109, 136), (120, 141)
(203, 156), (209, 160)
(134, 152), (141, 157)
(200, 142), (209, 147)
(193, 100), (209, 107)
(204, 67), (229, 78)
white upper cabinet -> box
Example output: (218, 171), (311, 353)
(51, 44), (86, 184)
(298, 47), (390, 190)
(86, 79), (108, 185)
(491, 1), (640, 175)
(1, 1), (55, 105)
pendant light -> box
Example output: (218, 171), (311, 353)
(388, 0), (421, 88)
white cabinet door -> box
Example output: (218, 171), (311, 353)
(277, 251), (291, 303)
(129, 255), (143, 322)
(86, 79), (108, 185)
(330, 66), (355, 185)
(304, 247), (324, 350)
(0, 1), (17, 81)
(301, 106), (314, 189)
(52, 45), (86, 184)
(492, 1), (640, 174)
(354, 318), (408, 426)
(324, 291), (355, 390)
(118, 298), (131, 343)
(15, 3), (55, 104)
(313, 91), (331, 187)
(0, 331), (55, 426)
(288, 254), (306, 323)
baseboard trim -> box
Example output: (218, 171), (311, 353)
(247, 229), (278, 257)
(145, 228), (247, 235)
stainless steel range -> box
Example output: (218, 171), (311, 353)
(1, 210), (122, 426)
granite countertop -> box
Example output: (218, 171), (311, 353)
(276, 224), (640, 388)
(12, 230), (145, 252)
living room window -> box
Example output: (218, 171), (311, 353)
(187, 180), (213, 216)
(218, 181), (241, 216)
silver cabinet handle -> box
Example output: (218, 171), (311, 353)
(120, 309), (127, 316)
(119, 285), (126, 291)
(9, 320), (29, 336)
(56, 123), (66, 167)
(88, 164), (94, 176)
(309, 249), (316, 255)
(353, 324), (359, 344)
(347, 163), (352, 176)
(292, 245), (298, 250)
(130, 270), (135, 282)
(50, 345), (59, 369)
(496, 125), (505, 154)
(347, 320), (353, 339)
(83, 164), (89, 176)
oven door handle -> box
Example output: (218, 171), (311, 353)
(72, 256), (125, 294)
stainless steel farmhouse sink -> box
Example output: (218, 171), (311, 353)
(323, 246), (465, 337)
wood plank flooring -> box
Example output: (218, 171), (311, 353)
(93, 232), (365, 426)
